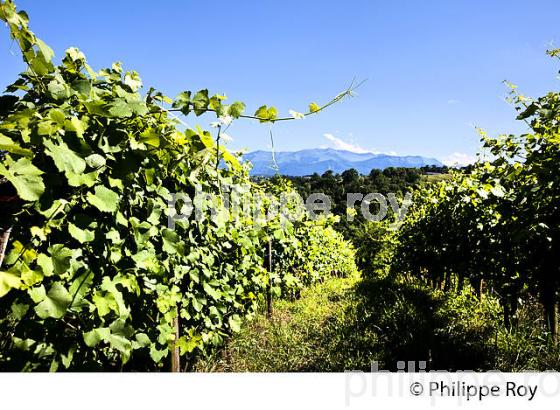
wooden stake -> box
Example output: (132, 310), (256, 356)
(0, 226), (11, 268)
(171, 306), (180, 372)
(266, 239), (273, 318)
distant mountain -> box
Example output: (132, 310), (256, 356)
(242, 148), (443, 176)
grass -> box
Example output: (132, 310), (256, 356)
(421, 173), (452, 183)
(195, 275), (367, 371)
(194, 273), (560, 372)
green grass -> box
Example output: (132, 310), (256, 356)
(421, 173), (452, 183)
(194, 273), (560, 372)
(194, 275), (373, 371)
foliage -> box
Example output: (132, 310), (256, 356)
(379, 50), (560, 346)
(0, 0), (358, 371)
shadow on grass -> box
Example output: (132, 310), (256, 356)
(195, 275), (500, 372)
(330, 276), (496, 371)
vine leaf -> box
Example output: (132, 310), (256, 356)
(0, 133), (33, 157)
(48, 244), (74, 276)
(83, 327), (111, 347)
(68, 223), (95, 243)
(254, 105), (278, 122)
(87, 186), (119, 213)
(44, 139), (86, 184)
(308, 102), (320, 113)
(0, 156), (44, 201)
(228, 314), (242, 332)
(0, 271), (22, 297)
(35, 282), (72, 319)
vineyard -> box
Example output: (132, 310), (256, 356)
(2, 0), (560, 373)
(0, 0), (359, 371)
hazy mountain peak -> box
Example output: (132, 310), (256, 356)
(242, 148), (442, 176)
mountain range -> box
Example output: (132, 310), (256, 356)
(242, 148), (443, 176)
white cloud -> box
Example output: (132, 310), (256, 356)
(447, 99), (461, 105)
(322, 133), (399, 156)
(441, 152), (477, 167)
(323, 133), (372, 154)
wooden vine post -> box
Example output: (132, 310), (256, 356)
(171, 305), (181, 372)
(266, 239), (273, 318)
(0, 178), (17, 268)
(0, 226), (11, 268)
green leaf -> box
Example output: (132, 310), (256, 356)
(87, 186), (119, 213)
(139, 128), (160, 147)
(36, 253), (54, 277)
(0, 271), (22, 297)
(131, 249), (158, 270)
(61, 347), (76, 368)
(254, 105), (278, 122)
(92, 292), (113, 317)
(107, 99), (133, 118)
(134, 333), (151, 348)
(84, 100), (109, 116)
(124, 71), (142, 91)
(149, 346), (168, 363)
(0, 133), (33, 157)
(44, 139), (86, 184)
(309, 102), (320, 113)
(221, 149), (241, 171)
(68, 170), (99, 187)
(107, 333), (132, 355)
(68, 271), (93, 310)
(49, 109), (66, 126)
(100, 276), (131, 318)
(176, 334), (202, 355)
(11, 302), (29, 320)
(35, 282), (72, 319)
(36, 39), (54, 64)
(172, 91), (191, 115)
(30, 226), (47, 241)
(267, 106), (278, 121)
(28, 285), (46, 303)
(0, 156), (44, 201)
(109, 318), (134, 337)
(162, 229), (184, 255)
(21, 263), (43, 286)
(64, 116), (87, 138)
(255, 105), (269, 122)
(83, 327), (110, 347)
(13, 337), (35, 351)
(68, 223), (95, 243)
(47, 78), (70, 100)
(228, 101), (245, 118)
(49, 244), (75, 276)
(70, 79), (92, 97)
(228, 314), (242, 332)
(129, 100), (148, 116)
(192, 89), (209, 116)
(28, 54), (52, 76)
(203, 282), (221, 300)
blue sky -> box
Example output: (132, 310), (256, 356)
(1, 0), (559, 165)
